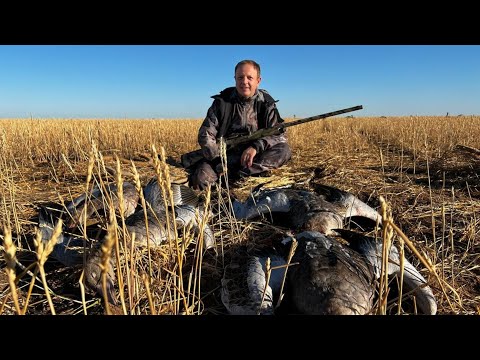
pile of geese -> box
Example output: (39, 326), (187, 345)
(37, 180), (437, 315)
(38, 178), (214, 305)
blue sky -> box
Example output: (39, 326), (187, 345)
(0, 45), (479, 119)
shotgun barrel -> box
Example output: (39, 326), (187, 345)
(180, 105), (363, 169)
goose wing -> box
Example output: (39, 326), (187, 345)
(334, 229), (437, 315)
(143, 179), (199, 209)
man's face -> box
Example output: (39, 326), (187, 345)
(235, 64), (261, 98)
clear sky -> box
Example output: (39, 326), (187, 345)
(0, 45), (479, 119)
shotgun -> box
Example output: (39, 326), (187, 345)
(180, 105), (363, 169)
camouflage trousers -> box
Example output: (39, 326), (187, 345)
(189, 143), (292, 190)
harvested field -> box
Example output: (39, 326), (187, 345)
(1, 116), (479, 315)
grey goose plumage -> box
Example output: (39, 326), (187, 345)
(285, 230), (437, 315)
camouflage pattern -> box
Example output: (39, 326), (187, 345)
(189, 142), (291, 190)
(198, 88), (288, 160)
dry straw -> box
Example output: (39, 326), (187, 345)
(2, 225), (21, 315)
(1, 116), (479, 314)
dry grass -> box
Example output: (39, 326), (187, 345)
(1, 115), (479, 315)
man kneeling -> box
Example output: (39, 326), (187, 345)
(186, 59), (291, 190)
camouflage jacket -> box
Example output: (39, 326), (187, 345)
(198, 87), (288, 160)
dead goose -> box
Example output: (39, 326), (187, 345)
(85, 206), (216, 307)
(38, 206), (117, 304)
(285, 230), (437, 315)
(126, 180), (215, 250)
(89, 202), (215, 306)
(232, 188), (337, 221)
(286, 231), (376, 315)
(66, 182), (139, 229)
(312, 184), (382, 224)
(38, 180), (215, 306)
(232, 187), (380, 235)
(221, 246), (287, 315)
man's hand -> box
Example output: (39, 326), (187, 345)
(241, 147), (257, 168)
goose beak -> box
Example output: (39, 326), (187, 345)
(101, 279), (118, 306)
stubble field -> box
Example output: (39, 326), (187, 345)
(0, 115), (479, 315)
